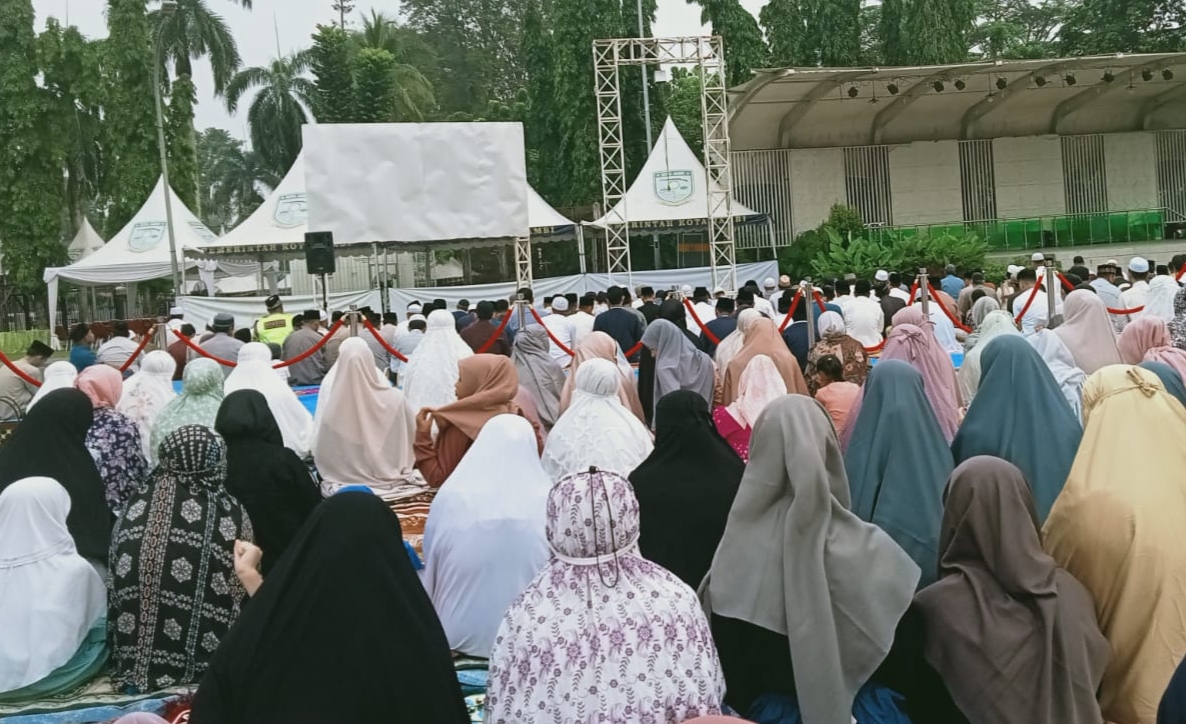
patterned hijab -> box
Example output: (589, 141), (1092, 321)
(724, 354), (787, 429)
(559, 331), (644, 423)
(78, 366), (149, 515)
(150, 358), (224, 458)
(109, 425), (252, 693)
(486, 468), (726, 724)
(117, 351), (177, 465)
(1170, 285), (1186, 350)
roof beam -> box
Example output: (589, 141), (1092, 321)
(870, 63), (985, 145)
(1049, 59), (1174, 134)
(776, 70), (879, 148)
(1141, 82), (1186, 130)
(960, 59), (1083, 139)
(728, 69), (793, 122)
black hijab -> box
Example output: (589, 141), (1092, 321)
(629, 390), (745, 588)
(189, 491), (469, 724)
(0, 388), (112, 559)
(214, 390), (321, 575)
(639, 300), (703, 426)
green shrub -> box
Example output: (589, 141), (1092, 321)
(809, 228), (989, 281)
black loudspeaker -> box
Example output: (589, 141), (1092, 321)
(304, 231), (336, 275)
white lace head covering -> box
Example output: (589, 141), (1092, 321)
(1144, 276), (1180, 322)
(541, 359), (653, 481)
(28, 361), (79, 411)
(116, 351), (177, 464)
(225, 343), (314, 459)
(402, 309), (475, 413)
(725, 354), (787, 429)
(714, 308), (762, 371)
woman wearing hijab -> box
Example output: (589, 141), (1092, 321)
(641, 319), (715, 424)
(961, 296), (1001, 352)
(189, 492), (469, 724)
(224, 343), (313, 459)
(416, 354), (541, 488)
(559, 331), (644, 423)
(0, 478), (107, 700)
(422, 415), (550, 657)
(76, 365), (150, 514)
(541, 358), (653, 481)
(704, 395), (920, 721)
(27, 360), (77, 411)
(486, 467), (726, 723)
(1053, 289), (1123, 374)
(215, 390), (320, 575)
(1043, 365), (1186, 724)
(402, 308), (475, 413)
(118, 350), (177, 465)
(1169, 285), (1186, 350)
(0, 389), (110, 563)
(905, 456), (1109, 724)
(638, 299), (702, 426)
(109, 425), (252, 693)
(511, 327), (566, 432)
(908, 293), (963, 354)
(630, 390), (745, 589)
(313, 338), (426, 502)
(1029, 330), (1087, 421)
(804, 311), (868, 395)
(1119, 316), (1186, 381)
(953, 336), (1081, 522)
(150, 358), (224, 457)
(714, 309), (762, 379)
(722, 317), (808, 406)
(958, 310), (1022, 405)
(1140, 361), (1186, 409)
(712, 354), (786, 462)
(843, 360), (953, 587)
(1143, 275), (1179, 322)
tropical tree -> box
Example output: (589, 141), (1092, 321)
(352, 11), (436, 120)
(224, 49), (315, 176)
(1058, 0), (1184, 54)
(692, 0), (767, 86)
(104, 0), (159, 234)
(812, 0), (862, 66)
(761, 0), (811, 67)
(902, 0), (975, 64)
(196, 128), (276, 231)
(166, 75), (200, 209)
(151, 0), (241, 94)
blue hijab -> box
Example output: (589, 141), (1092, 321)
(843, 359), (952, 587)
(951, 335), (1081, 522)
(1140, 361), (1186, 410)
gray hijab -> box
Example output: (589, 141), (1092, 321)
(641, 319), (715, 425)
(703, 395), (920, 724)
(511, 328), (566, 431)
(964, 296), (1002, 351)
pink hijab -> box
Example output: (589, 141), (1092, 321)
(76, 364), (123, 408)
(1119, 316), (1186, 381)
(112, 715), (170, 724)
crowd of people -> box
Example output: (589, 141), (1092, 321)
(3, 254), (1186, 724)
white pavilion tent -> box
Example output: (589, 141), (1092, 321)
(66, 218), (105, 261)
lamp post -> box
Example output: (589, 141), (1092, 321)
(153, 0), (182, 298)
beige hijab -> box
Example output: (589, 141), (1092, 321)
(721, 318), (808, 405)
(559, 331), (644, 423)
(703, 395), (919, 724)
(1053, 290), (1122, 374)
(311, 338), (425, 497)
(1043, 365), (1186, 724)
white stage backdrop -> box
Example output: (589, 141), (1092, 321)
(178, 290), (382, 330)
(303, 123), (529, 249)
(387, 261), (778, 310)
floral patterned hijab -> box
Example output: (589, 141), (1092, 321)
(149, 358), (224, 458)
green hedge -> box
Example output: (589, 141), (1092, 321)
(0, 330), (54, 358)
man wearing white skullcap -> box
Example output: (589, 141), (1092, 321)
(1122, 257), (1151, 313)
(540, 295), (576, 366)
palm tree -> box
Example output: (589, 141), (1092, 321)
(224, 50), (316, 176)
(151, 0), (242, 94)
(353, 10), (437, 120)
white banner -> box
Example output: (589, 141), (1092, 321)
(177, 290), (382, 331)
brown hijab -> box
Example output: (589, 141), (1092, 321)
(913, 456), (1109, 724)
(559, 331), (645, 423)
(721, 318), (807, 405)
(429, 355), (522, 441)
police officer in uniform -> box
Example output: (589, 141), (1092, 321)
(254, 295), (295, 346)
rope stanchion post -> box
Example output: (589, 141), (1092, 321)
(349, 304), (359, 337)
(155, 317), (168, 353)
(802, 279), (816, 349)
(1044, 255), (1057, 323)
(918, 268), (930, 317)
(514, 293), (528, 335)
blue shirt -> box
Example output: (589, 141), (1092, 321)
(941, 275), (965, 299)
(69, 345), (97, 372)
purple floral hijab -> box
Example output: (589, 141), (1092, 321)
(486, 468), (725, 724)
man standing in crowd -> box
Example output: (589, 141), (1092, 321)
(767, 276), (792, 312)
(380, 312), (399, 349)
(283, 311), (327, 386)
(569, 295), (597, 345)
(395, 302), (422, 338)
(845, 279), (884, 348)
(167, 324), (194, 380)
(700, 297), (737, 357)
(541, 296), (576, 366)
(460, 301), (510, 356)
(940, 264), (964, 299)
(1122, 257), (1151, 311)
(453, 300), (476, 331)
(1009, 269), (1049, 335)
(391, 317), (426, 384)
(1091, 262), (1129, 334)
(751, 282), (775, 318)
(957, 271), (992, 318)
(97, 320), (141, 372)
(199, 314), (244, 377)
(636, 287), (659, 323)
(165, 307), (186, 334)
(593, 286), (645, 360)
(0, 341), (52, 414)
(254, 295), (295, 346)
(691, 287), (716, 329)
(68, 323), (96, 372)
(888, 272), (910, 302)
(507, 287), (542, 341)
(323, 311), (350, 368)
(1068, 255), (1092, 282)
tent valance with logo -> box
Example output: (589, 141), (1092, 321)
(586, 116), (767, 233)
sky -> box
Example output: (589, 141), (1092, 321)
(31, 0), (765, 143)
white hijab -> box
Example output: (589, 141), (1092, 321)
(225, 343), (314, 459)
(27, 362), (78, 411)
(725, 354), (787, 428)
(402, 309), (474, 413)
(1029, 330), (1087, 421)
(714, 308), (762, 372)
(421, 414), (550, 657)
(311, 338), (425, 499)
(1143, 275), (1180, 322)
(116, 351), (177, 465)
(0, 477), (106, 693)
(541, 358), (653, 481)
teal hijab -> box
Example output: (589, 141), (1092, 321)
(843, 359), (952, 587)
(951, 334), (1081, 522)
(1139, 361), (1186, 409)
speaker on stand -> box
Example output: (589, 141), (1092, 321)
(304, 231), (336, 311)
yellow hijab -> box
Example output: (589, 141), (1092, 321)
(1043, 364), (1186, 724)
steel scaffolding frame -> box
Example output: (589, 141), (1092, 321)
(592, 36), (738, 292)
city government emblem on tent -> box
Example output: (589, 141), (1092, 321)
(128, 222), (166, 252)
(187, 221), (218, 244)
(653, 170), (694, 205)
(273, 192), (308, 228)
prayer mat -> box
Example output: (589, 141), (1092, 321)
(0, 673), (187, 723)
(391, 488), (437, 554)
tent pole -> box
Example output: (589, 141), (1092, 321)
(577, 226), (587, 275)
(768, 218), (777, 263)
